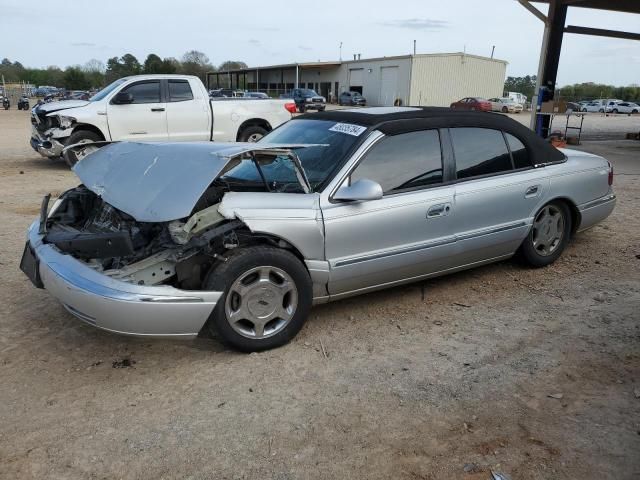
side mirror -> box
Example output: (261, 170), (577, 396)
(334, 178), (383, 202)
(112, 92), (134, 104)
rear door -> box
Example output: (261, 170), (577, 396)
(106, 80), (168, 141)
(322, 129), (457, 295)
(449, 127), (546, 265)
(165, 79), (211, 141)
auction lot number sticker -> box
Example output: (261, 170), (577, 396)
(329, 123), (367, 136)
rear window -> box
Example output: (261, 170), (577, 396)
(451, 128), (512, 179)
(168, 80), (193, 102)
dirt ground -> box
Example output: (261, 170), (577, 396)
(0, 107), (638, 480)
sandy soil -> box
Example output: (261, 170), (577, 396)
(0, 107), (638, 480)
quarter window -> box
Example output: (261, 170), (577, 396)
(168, 80), (194, 102)
(505, 133), (531, 169)
(451, 128), (512, 179)
(120, 81), (160, 104)
(351, 130), (443, 193)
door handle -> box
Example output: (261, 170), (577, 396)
(525, 185), (539, 197)
(151, 107), (165, 112)
(427, 203), (451, 218)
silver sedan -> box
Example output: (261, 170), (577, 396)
(21, 107), (616, 351)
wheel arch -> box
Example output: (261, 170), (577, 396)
(544, 196), (581, 236)
(69, 123), (107, 142)
(236, 118), (272, 141)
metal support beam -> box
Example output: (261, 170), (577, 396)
(564, 25), (640, 41)
(517, 0), (548, 23)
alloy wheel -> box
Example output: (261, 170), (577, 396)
(224, 266), (298, 339)
(532, 205), (565, 256)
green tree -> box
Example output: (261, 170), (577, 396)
(503, 75), (537, 100)
(143, 54), (164, 74)
(180, 50), (213, 81)
(120, 53), (141, 75)
(218, 60), (248, 72)
(63, 67), (90, 90)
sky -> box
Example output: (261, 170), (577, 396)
(1, 0), (638, 86)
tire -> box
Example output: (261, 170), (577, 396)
(238, 125), (268, 143)
(520, 201), (572, 268)
(599, 108), (604, 113)
(62, 130), (102, 167)
(632, 110), (638, 114)
(612, 109), (618, 114)
(502, 106), (508, 113)
(203, 246), (313, 352)
(298, 104), (305, 113)
(318, 107), (325, 112)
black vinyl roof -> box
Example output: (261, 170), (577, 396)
(295, 107), (565, 165)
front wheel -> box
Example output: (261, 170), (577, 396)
(63, 130), (102, 167)
(298, 104), (305, 113)
(203, 246), (313, 352)
(238, 125), (268, 142)
(612, 109), (619, 114)
(520, 201), (572, 268)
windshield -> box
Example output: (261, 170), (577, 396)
(300, 89), (318, 97)
(90, 78), (128, 102)
(218, 154), (306, 193)
(259, 119), (365, 190)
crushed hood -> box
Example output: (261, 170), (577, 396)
(73, 141), (314, 222)
(34, 100), (90, 115)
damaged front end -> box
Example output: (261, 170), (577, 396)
(39, 141), (315, 291)
(30, 108), (79, 158)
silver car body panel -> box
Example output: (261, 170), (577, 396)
(73, 141), (315, 222)
(28, 128), (616, 337)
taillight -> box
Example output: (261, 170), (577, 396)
(608, 161), (613, 186)
(284, 102), (297, 114)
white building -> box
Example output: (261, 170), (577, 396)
(208, 52), (507, 107)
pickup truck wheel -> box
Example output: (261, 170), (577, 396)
(521, 201), (571, 268)
(203, 246), (312, 352)
(318, 107), (326, 112)
(298, 104), (305, 113)
(63, 130), (102, 167)
(238, 126), (268, 143)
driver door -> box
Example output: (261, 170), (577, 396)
(107, 80), (168, 142)
(322, 129), (457, 295)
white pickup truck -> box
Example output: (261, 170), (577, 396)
(30, 74), (296, 165)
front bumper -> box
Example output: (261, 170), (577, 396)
(30, 127), (65, 158)
(24, 220), (221, 337)
(303, 102), (325, 110)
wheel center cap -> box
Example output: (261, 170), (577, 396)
(247, 287), (277, 318)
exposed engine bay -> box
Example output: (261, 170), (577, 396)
(44, 177), (300, 290)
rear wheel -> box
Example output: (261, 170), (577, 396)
(501, 106), (508, 113)
(238, 125), (268, 142)
(521, 201), (572, 268)
(612, 108), (619, 114)
(203, 246), (312, 352)
(63, 130), (102, 167)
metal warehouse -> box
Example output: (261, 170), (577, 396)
(207, 53), (507, 107)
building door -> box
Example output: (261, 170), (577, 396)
(380, 66), (399, 106)
(320, 82), (331, 100)
(348, 68), (364, 94)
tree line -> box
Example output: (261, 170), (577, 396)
(0, 51), (248, 90)
(504, 75), (640, 102)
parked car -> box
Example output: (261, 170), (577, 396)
(20, 107), (616, 351)
(63, 90), (90, 101)
(29, 74), (296, 165)
(243, 92), (269, 99)
(285, 88), (326, 112)
(450, 97), (491, 111)
(581, 102), (604, 113)
(487, 97), (523, 113)
(209, 88), (243, 98)
(339, 91), (366, 106)
(17, 96), (30, 110)
(605, 101), (639, 114)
